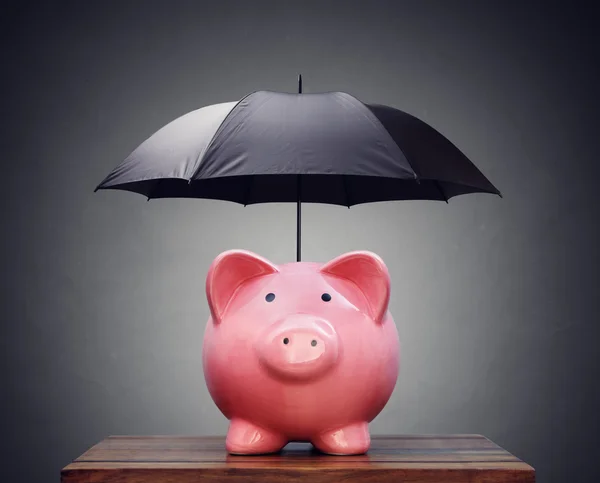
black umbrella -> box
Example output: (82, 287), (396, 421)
(96, 76), (501, 261)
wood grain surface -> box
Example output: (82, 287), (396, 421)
(61, 434), (535, 482)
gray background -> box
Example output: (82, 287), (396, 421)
(1, 1), (598, 482)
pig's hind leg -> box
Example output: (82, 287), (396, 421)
(311, 422), (370, 455)
(226, 418), (288, 455)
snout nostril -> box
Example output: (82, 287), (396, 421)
(283, 337), (289, 345)
(311, 340), (317, 347)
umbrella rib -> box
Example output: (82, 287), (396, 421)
(342, 176), (352, 208)
(434, 180), (449, 203)
(146, 179), (162, 201)
(243, 175), (254, 206)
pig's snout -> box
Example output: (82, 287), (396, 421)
(256, 316), (339, 381)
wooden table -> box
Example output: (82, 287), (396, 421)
(61, 434), (535, 482)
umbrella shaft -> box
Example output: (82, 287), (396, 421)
(297, 74), (302, 262)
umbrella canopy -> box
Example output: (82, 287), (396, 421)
(96, 77), (501, 260)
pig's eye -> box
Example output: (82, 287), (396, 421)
(321, 293), (332, 302)
(265, 293), (276, 302)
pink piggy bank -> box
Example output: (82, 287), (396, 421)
(202, 249), (400, 455)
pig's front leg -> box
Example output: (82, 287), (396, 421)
(226, 418), (288, 455)
(311, 422), (371, 455)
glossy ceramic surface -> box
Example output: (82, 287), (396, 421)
(202, 250), (400, 455)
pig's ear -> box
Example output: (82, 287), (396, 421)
(206, 250), (279, 324)
(320, 251), (390, 324)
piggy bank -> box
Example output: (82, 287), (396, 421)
(202, 249), (400, 455)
